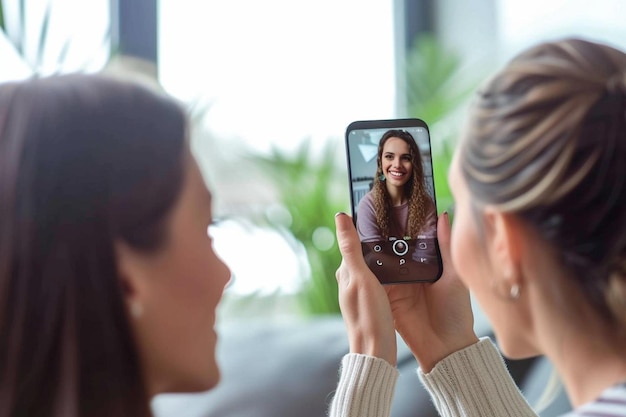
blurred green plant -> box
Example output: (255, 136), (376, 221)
(246, 140), (348, 315)
(0, 0), (111, 76)
(244, 34), (483, 316)
(0, 3), (5, 34)
(405, 33), (483, 215)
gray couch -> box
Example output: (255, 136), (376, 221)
(152, 317), (572, 417)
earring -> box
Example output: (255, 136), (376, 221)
(379, 174), (386, 182)
(130, 301), (143, 319)
(509, 284), (521, 300)
(493, 275), (522, 302)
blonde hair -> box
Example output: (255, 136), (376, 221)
(461, 38), (626, 328)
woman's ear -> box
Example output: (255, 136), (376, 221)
(483, 207), (526, 298)
(114, 241), (148, 319)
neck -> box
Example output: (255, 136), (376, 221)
(386, 184), (405, 206)
(547, 322), (626, 407)
(533, 283), (626, 407)
(513, 229), (626, 409)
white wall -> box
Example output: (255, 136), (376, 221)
(158, 0), (397, 155)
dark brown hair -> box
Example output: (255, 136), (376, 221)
(371, 129), (431, 239)
(0, 74), (187, 417)
(461, 38), (626, 329)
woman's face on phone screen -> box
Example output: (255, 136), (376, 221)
(381, 137), (412, 188)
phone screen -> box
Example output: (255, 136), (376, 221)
(345, 118), (443, 284)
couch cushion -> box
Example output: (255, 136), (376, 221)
(152, 317), (439, 417)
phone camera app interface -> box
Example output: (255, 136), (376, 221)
(348, 123), (442, 283)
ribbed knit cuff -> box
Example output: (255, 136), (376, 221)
(418, 337), (537, 417)
(328, 353), (399, 417)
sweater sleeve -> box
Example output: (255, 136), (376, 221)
(328, 353), (399, 417)
(418, 337), (539, 417)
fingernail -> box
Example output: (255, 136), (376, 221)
(335, 212), (346, 218)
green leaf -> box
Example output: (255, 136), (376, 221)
(405, 34), (476, 126)
(404, 33), (485, 220)
(432, 142), (454, 214)
(0, 1), (6, 32)
(17, 0), (25, 54)
(54, 39), (72, 72)
(3, 0), (112, 75)
(35, 1), (53, 71)
(246, 139), (348, 315)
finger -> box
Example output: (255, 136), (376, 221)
(335, 212), (367, 269)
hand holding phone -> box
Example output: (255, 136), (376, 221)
(345, 118), (443, 284)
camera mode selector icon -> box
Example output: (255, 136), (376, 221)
(418, 242), (427, 250)
(373, 244), (382, 253)
(392, 240), (409, 256)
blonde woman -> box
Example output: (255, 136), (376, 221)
(330, 38), (626, 417)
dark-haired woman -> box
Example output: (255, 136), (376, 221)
(331, 38), (626, 417)
(0, 74), (230, 417)
(356, 129), (438, 263)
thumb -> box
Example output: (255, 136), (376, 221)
(335, 212), (367, 270)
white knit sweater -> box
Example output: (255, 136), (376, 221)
(328, 353), (399, 417)
(330, 337), (626, 416)
(329, 337), (536, 417)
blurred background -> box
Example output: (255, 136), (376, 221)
(2, 0), (625, 321)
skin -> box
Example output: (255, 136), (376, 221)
(447, 152), (536, 359)
(381, 137), (412, 206)
(335, 210), (476, 370)
(336, 150), (626, 408)
(116, 151), (231, 396)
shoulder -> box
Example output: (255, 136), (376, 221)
(567, 383), (626, 416)
(424, 194), (436, 211)
(361, 191), (375, 204)
(357, 191), (376, 212)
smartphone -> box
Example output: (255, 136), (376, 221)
(345, 118), (443, 284)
